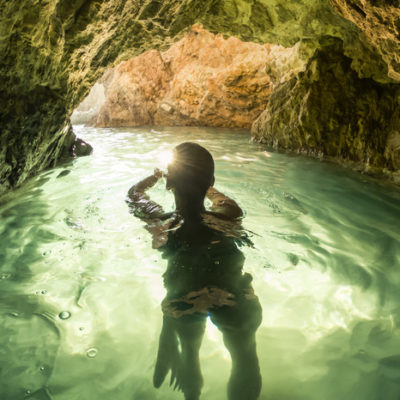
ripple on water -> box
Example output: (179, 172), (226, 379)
(58, 311), (71, 320)
(86, 348), (98, 358)
(0, 125), (399, 400)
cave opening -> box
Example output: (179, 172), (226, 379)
(70, 25), (304, 130)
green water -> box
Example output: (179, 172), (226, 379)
(1, 125), (400, 400)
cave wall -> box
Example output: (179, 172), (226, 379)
(251, 39), (400, 182)
(2, 0), (400, 194)
(331, 0), (400, 82)
(0, 0), (203, 193)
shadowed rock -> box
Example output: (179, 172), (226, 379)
(252, 39), (400, 183)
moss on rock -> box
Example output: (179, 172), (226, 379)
(251, 39), (400, 180)
(1, 0), (400, 193)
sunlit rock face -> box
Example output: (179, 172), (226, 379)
(71, 83), (107, 125)
(252, 39), (400, 182)
(2, 0), (400, 193)
(88, 26), (305, 129)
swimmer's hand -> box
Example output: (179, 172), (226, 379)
(153, 319), (181, 390)
(154, 168), (164, 179)
(127, 169), (166, 219)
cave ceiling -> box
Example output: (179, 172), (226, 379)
(1, 0), (400, 192)
(2, 0), (398, 114)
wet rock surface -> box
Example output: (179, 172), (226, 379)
(2, 0), (400, 193)
(251, 39), (400, 182)
(89, 26), (305, 129)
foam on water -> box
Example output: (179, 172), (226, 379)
(1, 125), (400, 400)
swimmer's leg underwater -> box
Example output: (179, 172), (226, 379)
(210, 297), (263, 400)
(153, 315), (206, 400)
(153, 298), (262, 400)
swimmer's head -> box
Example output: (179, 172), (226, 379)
(166, 142), (215, 200)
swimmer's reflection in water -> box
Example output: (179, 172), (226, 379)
(127, 143), (262, 400)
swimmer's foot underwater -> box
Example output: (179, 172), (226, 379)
(127, 142), (262, 400)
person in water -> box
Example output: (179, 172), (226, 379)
(127, 142), (262, 400)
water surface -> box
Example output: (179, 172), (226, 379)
(1, 125), (400, 400)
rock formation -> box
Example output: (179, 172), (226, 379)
(2, 0), (400, 193)
(0, 0), (208, 194)
(86, 26), (306, 129)
(330, 0), (400, 82)
(251, 38), (400, 182)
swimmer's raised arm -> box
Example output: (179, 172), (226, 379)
(206, 187), (243, 220)
(126, 168), (165, 220)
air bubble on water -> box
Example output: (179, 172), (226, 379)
(58, 311), (71, 320)
(86, 348), (98, 358)
(25, 389), (31, 395)
(40, 366), (45, 371)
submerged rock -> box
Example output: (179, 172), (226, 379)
(251, 39), (400, 180)
(88, 26), (306, 129)
(72, 138), (93, 157)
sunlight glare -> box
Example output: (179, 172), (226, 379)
(157, 150), (174, 169)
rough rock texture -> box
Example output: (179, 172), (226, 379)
(252, 39), (400, 181)
(89, 26), (306, 129)
(331, 0), (400, 82)
(2, 0), (400, 193)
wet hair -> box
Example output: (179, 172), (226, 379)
(167, 142), (214, 199)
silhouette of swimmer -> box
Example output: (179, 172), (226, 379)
(127, 142), (262, 400)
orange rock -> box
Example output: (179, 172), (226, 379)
(90, 26), (301, 129)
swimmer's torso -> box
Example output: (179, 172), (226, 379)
(158, 213), (252, 300)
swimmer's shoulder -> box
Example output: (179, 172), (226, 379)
(203, 209), (243, 222)
(206, 188), (243, 220)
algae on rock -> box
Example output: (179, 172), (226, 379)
(251, 39), (400, 181)
(0, 0), (205, 194)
